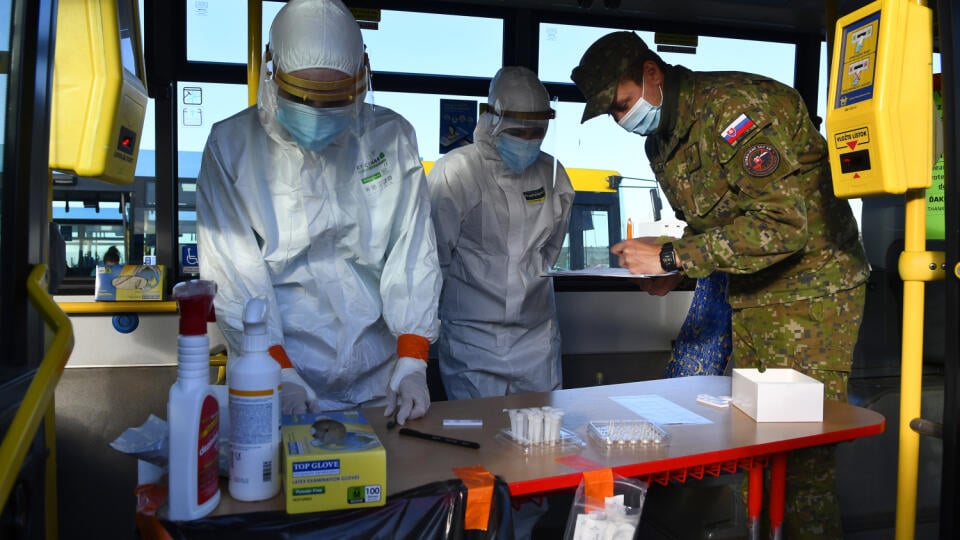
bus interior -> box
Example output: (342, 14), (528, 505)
(1, 0), (958, 539)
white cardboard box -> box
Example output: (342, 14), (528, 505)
(731, 368), (824, 422)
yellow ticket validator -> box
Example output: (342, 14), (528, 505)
(50, 0), (148, 185)
(826, 0), (933, 198)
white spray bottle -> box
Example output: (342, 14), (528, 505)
(167, 279), (221, 520)
(228, 297), (281, 501)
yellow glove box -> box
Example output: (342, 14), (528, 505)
(50, 0), (148, 185)
(281, 411), (386, 514)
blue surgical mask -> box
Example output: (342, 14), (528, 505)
(618, 82), (662, 136)
(495, 133), (543, 172)
(276, 98), (352, 151)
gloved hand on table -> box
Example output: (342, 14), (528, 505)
(269, 344), (321, 414)
(280, 367), (321, 414)
(384, 356), (430, 425)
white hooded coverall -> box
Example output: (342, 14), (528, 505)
(427, 67), (575, 400)
(197, 0), (441, 412)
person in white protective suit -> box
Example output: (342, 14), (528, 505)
(427, 66), (575, 401)
(196, 0), (441, 425)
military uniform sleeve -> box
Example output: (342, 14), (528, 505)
(196, 130), (286, 356)
(675, 80), (816, 279)
(379, 124), (442, 344)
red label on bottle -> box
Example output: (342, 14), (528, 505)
(197, 395), (219, 504)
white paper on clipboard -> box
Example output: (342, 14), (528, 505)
(545, 268), (679, 279)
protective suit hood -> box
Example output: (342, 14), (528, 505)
(475, 66), (554, 149)
(269, 0), (363, 75)
(257, 0), (370, 148)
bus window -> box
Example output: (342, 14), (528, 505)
(361, 11), (503, 78)
(560, 201), (616, 270)
(187, 0), (282, 63)
(175, 81), (247, 279)
(52, 177), (131, 289)
(372, 91), (484, 163)
(188, 5), (503, 79)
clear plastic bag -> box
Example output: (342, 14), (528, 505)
(563, 471), (648, 540)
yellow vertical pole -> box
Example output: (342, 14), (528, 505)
(895, 190), (926, 540)
(247, 0), (262, 107)
(892, 3), (938, 538)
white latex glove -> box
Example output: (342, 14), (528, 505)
(384, 357), (430, 425)
(280, 367), (320, 414)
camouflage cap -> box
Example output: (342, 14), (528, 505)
(570, 31), (651, 123)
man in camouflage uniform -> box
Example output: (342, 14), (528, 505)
(571, 32), (870, 539)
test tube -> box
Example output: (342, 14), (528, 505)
(551, 410), (565, 444)
(527, 409), (543, 444)
(505, 408), (525, 442)
(543, 411), (556, 444)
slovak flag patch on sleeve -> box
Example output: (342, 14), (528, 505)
(721, 113), (755, 145)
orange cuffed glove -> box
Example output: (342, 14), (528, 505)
(384, 334), (430, 425)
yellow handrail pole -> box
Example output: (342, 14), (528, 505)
(891, 3), (938, 538)
(247, 0), (262, 107)
(0, 265), (75, 513)
(895, 190), (926, 539)
(895, 197), (944, 537)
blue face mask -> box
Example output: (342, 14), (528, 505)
(495, 133), (543, 172)
(276, 98), (352, 151)
(618, 82), (662, 136)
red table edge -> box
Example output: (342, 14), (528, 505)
(506, 420), (885, 496)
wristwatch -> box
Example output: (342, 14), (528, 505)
(659, 242), (678, 272)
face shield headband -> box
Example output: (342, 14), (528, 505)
(479, 103), (556, 123)
(265, 45), (370, 105)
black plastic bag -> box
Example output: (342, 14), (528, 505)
(162, 477), (514, 540)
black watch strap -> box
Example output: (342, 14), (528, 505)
(659, 242), (678, 272)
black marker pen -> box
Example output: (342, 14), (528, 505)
(398, 427), (480, 449)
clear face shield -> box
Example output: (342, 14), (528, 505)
(261, 45), (372, 151)
(482, 101), (559, 179)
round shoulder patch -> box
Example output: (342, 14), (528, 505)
(742, 142), (780, 177)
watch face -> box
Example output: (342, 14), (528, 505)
(660, 245), (677, 272)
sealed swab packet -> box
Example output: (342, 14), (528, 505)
(696, 393), (733, 408)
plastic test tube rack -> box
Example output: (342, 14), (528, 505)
(499, 406), (584, 453)
(587, 419), (671, 448)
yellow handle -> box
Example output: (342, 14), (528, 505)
(0, 265), (75, 511)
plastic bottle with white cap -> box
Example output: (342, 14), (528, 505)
(228, 297), (281, 501)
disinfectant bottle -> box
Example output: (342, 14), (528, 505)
(167, 279), (221, 520)
(228, 297), (281, 501)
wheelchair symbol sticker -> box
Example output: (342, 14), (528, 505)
(181, 245), (200, 274)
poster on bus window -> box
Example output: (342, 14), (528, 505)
(439, 99), (477, 154)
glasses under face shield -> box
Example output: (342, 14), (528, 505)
(265, 46), (370, 108)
